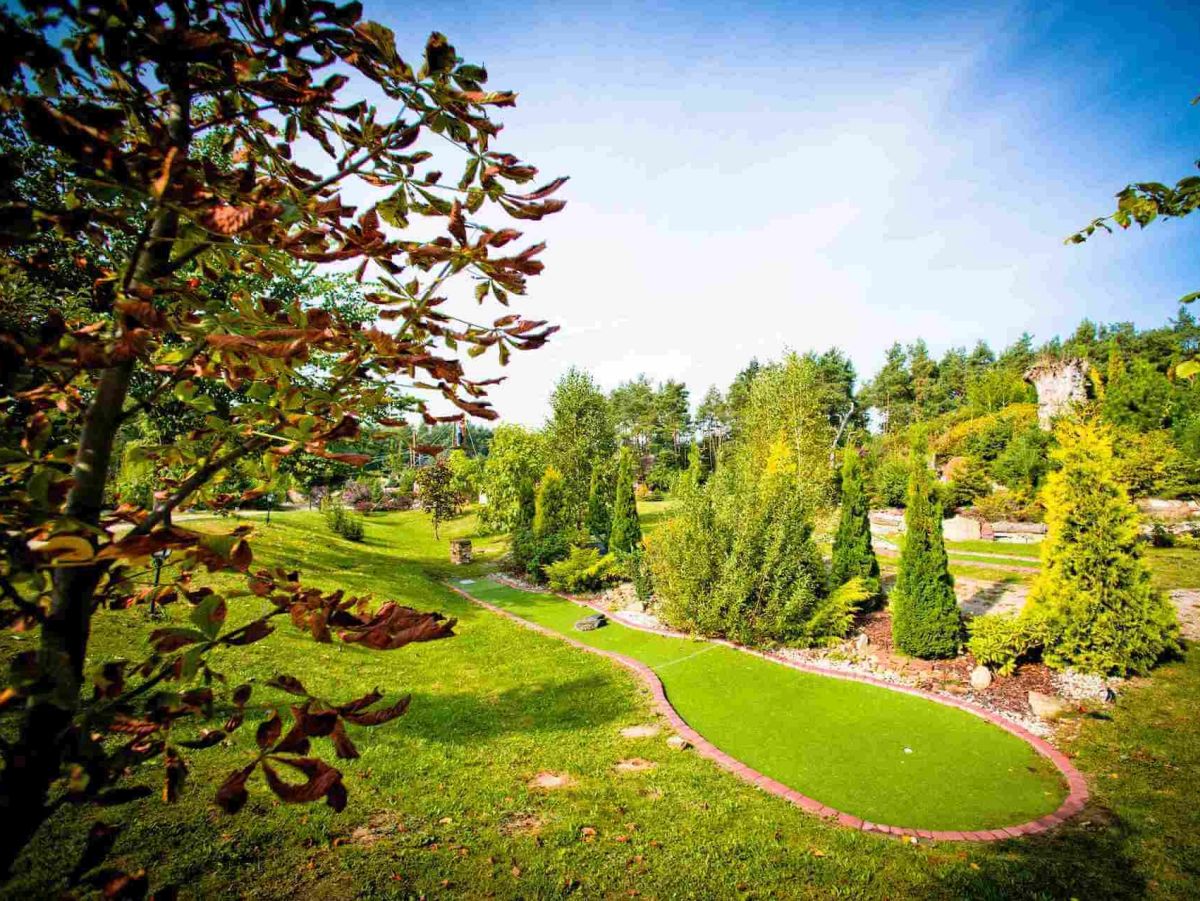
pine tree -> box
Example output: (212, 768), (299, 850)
(1027, 419), (1180, 675)
(609, 446), (643, 554)
(586, 466), (613, 548)
(891, 437), (961, 658)
(830, 448), (881, 601)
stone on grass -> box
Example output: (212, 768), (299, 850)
(666, 734), (692, 751)
(970, 665), (993, 691)
(1028, 690), (1069, 721)
(574, 613), (607, 632)
(620, 724), (661, 739)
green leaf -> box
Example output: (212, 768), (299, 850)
(191, 595), (228, 639)
(1176, 359), (1200, 379)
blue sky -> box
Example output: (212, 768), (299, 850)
(367, 0), (1200, 423)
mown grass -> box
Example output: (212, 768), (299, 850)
(4, 509), (1198, 899)
(944, 539), (1043, 559)
(465, 579), (1065, 831)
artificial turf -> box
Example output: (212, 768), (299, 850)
(464, 578), (1067, 832)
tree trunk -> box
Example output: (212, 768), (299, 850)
(0, 72), (191, 872)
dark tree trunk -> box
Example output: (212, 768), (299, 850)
(0, 69), (191, 872)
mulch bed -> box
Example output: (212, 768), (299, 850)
(856, 610), (1054, 716)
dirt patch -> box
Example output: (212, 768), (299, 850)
(527, 771), (574, 790)
(620, 724), (662, 739)
(499, 811), (543, 836)
(1170, 589), (1200, 640)
(857, 609), (1056, 717)
(614, 758), (657, 773)
(338, 812), (406, 847)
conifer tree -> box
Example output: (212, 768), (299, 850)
(831, 448), (881, 600)
(609, 446), (643, 553)
(891, 436), (961, 657)
(586, 467), (613, 548)
(1027, 419), (1180, 675)
(533, 466), (571, 538)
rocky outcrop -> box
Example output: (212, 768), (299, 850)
(1025, 358), (1089, 429)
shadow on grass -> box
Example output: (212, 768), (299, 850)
(400, 675), (624, 743)
(932, 806), (1147, 900)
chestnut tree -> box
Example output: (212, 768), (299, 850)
(0, 0), (566, 881)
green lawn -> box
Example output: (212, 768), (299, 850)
(944, 539), (1043, 559)
(462, 579), (1066, 831)
(5, 509), (1199, 899)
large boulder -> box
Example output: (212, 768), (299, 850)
(943, 516), (983, 542)
(574, 613), (607, 632)
(1028, 690), (1069, 721)
(970, 665), (993, 691)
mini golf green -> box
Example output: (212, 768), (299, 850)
(462, 578), (1068, 832)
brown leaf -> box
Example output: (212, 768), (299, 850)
(261, 757), (343, 807)
(164, 748), (188, 803)
(256, 711), (282, 749)
(341, 694), (410, 727)
(215, 764), (256, 814)
(330, 720), (359, 759)
(268, 675), (309, 696)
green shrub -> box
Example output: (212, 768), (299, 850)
(1025, 418), (1180, 676)
(623, 546), (654, 605)
(586, 467), (613, 548)
(609, 447), (643, 554)
(830, 448), (881, 602)
(971, 487), (1043, 523)
(321, 495), (364, 542)
(872, 457), (909, 507)
(545, 546), (621, 593)
(891, 436), (961, 659)
(967, 611), (1051, 675)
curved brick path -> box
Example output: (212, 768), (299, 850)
(447, 579), (1089, 842)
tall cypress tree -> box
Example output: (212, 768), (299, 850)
(609, 446), (643, 554)
(891, 437), (960, 658)
(830, 448), (881, 601)
(586, 466), (613, 549)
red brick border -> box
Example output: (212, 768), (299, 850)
(446, 580), (1088, 842)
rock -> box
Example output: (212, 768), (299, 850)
(666, 734), (692, 751)
(449, 538), (473, 565)
(970, 665), (993, 691)
(620, 724), (661, 739)
(1028, 690), (1069, 721)
(574, 613), (607, 632)
(853, 633), (870, 654)
(1026, 358), (1089, 429)
(943, 516), (983, 542)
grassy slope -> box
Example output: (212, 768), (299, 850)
(465, 581), (1065, 830)
(4, 509), (1197, 899)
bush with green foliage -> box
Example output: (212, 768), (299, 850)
(545, 547), (622, 593)
(447, 449), (483, 503)
(830, 448), (880, 601)
(891, 439), (961, 658)
(321, 495), (365, 542)
(480, 424), (545, 533)
(1024, 419), (1180, 675)
(971, 488), (1043, 523)
(609, 447), (643, 554)
(966, 610), (1052, 675)
(872, 457), (910, 507)
(648, 355), (869, 645)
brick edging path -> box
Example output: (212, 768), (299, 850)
(446, 579), (1089, 843)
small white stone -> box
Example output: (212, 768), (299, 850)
(903, 747), (913, 754)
